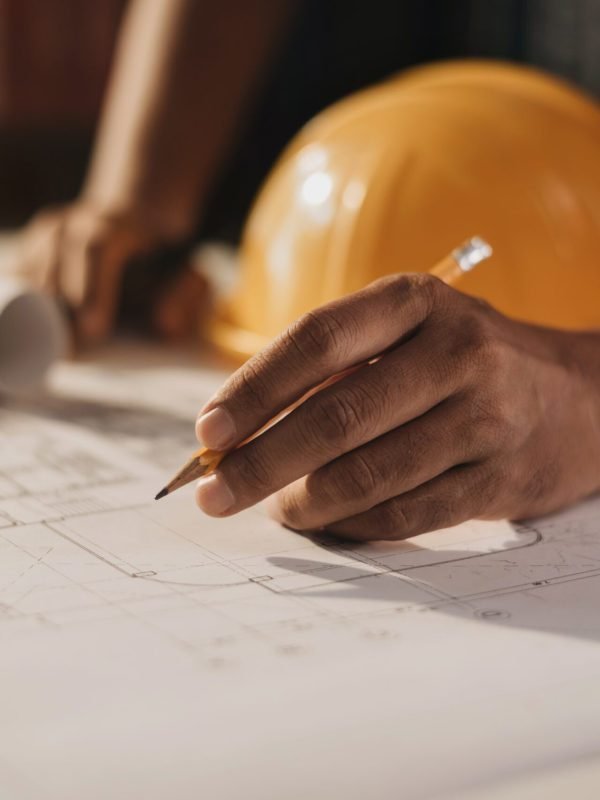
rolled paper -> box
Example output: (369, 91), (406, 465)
(0, 277), (68, 392)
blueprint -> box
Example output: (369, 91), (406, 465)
(2, 342), (600, 800)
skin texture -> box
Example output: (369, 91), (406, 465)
(17, 202), (205, 341)
(195, 274), (600, 541)
(15, 0), (296, 341)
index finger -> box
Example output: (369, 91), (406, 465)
(196, 274), (444, 451)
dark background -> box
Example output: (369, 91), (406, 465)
(1, 0), (597, 239)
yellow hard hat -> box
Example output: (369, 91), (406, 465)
(210, 60), (600, 361)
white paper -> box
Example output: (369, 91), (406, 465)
(0, 277), (67, 391)
(1, 344), (600, 800)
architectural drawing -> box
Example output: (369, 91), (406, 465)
(2, 348), (600, 800)
(0, 401), (551, 662)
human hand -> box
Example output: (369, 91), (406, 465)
(16, 202), (158, 341)
(16, 202), (207, 342)
(194, 274), (600, 540)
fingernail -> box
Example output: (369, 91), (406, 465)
(195, 472), (235, 515)
(195, 406), (236, 448)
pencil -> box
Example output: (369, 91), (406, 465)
(154, 236), (493, 500)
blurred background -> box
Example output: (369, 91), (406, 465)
(2, 0), (600, 357)
(0, 0), (126, 227)
(3, 0), (597, 243)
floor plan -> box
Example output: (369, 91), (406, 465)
(2, 344), (600, 800)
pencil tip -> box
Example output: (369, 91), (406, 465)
(154, 487), (168, 501)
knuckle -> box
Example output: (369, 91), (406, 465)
(306, 391), (361, 446)
(321, 451), (383, 505)
(377, 272), (442, 312)
(488, 394), (517, 439)
(467, 412), (500, 456)
(485, 396), (520, 454)
(455, 313), (488, 356)
(462, 392), (514, 455)
(368, 499), (412, 540)
(451, 312), (503, 375)
(376, 492), (455, 540)
(232, 357), (275, 412)
(233, 447), (273, 495)
(478, 338), (508, 376)
(407, 494), (452, 537)
(409, 271), (444, 303)
(345, 452), (383, 497)
(287, 308), (351, 362)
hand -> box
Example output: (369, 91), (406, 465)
(17, 202), (156, 341)
(194, 274), (600, 541)
(16, 201), (207, 342)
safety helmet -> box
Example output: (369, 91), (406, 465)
(209, 60), (600, 361)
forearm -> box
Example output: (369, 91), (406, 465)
(83, 0), (296, 239)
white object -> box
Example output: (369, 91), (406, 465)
(0, 277), (67, 392)
(2, 344), (600, 800)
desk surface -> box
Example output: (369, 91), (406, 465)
(1, 341), (600, 800)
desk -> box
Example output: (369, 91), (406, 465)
(1, 341), (600, 800)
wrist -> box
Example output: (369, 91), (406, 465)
(563, 329), (600, 468)
(78, 193), (192, 244)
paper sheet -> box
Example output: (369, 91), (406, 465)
(0, 234), (67, 390)
(2, 343), (600, 800)
(0, 277), (67, 391)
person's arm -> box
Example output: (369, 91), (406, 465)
(19, 0), (296, 340)
(85, 0), (296, 239)
(193, 276), (600, 540)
